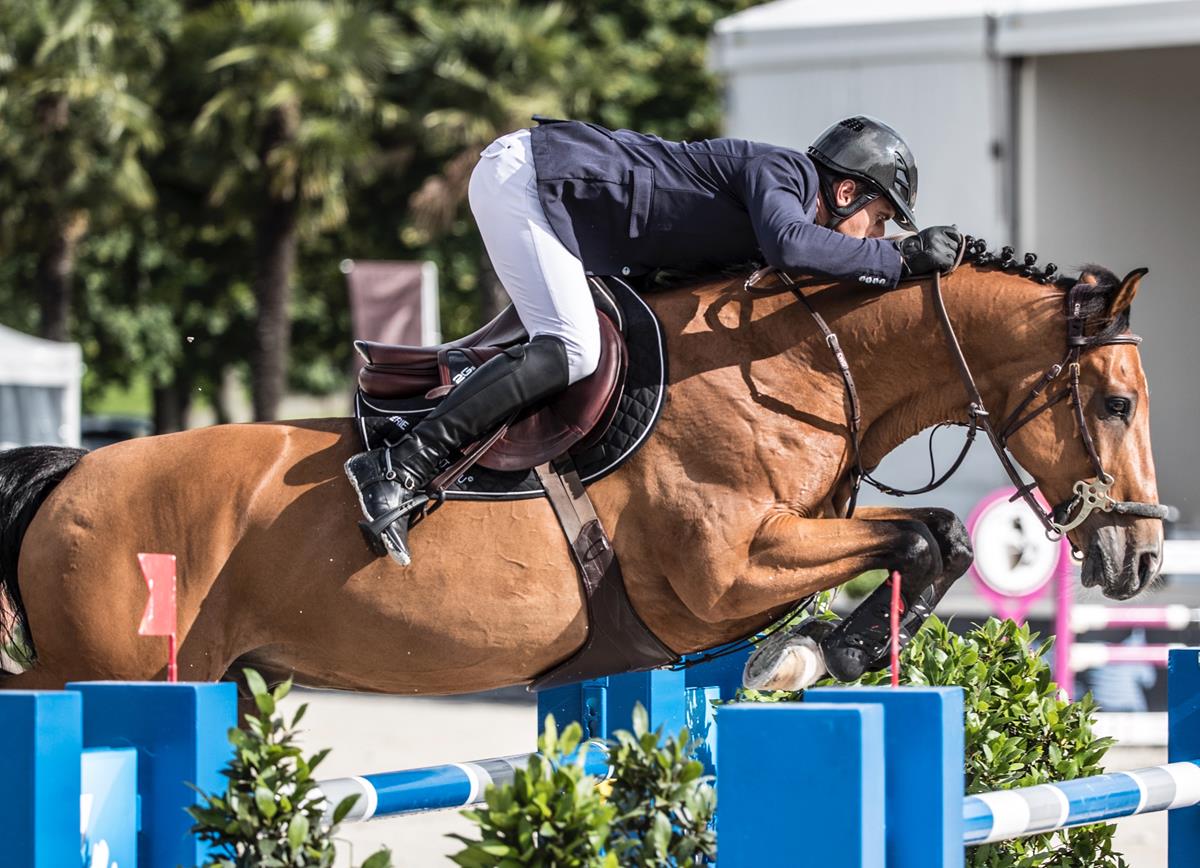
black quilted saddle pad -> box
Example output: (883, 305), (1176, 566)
(353, 276), (667, 500)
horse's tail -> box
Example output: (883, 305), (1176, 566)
(0, 446), (85, 659)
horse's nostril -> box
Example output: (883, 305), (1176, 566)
(1138, 550), (1160, 587)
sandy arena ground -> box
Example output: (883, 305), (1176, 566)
(283, 689), (1165, 868)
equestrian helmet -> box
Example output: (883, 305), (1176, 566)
(807, 116), (918, 231)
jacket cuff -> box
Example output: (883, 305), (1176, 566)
(859, 242), (903, 288)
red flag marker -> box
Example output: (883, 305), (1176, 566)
(890, 570), (902, 689)
(137, 553), (178, 682)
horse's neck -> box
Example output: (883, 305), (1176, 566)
(657, 270), (1064, 473)
(841, 271), (1066, 469)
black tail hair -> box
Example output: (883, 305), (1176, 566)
(0, 446), (85, 654)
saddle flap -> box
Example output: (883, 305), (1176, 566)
(438, 347), (505, 392)
(476, 313), (627, 471)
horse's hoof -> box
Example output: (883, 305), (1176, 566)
(743, 631), (829, 692)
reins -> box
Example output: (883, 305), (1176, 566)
(776, 272), (980, 516)
(745, 246), (1171, 549)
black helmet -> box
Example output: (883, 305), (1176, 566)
(807, 116), (918, 231)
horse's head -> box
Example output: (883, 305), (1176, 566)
(1003, 267), (1163, 600)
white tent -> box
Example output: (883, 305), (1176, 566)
(0, 324), (82, 449)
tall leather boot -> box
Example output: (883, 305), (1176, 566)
(345, 335), (570, 565)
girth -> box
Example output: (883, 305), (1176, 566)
(528, 457), (678, 692)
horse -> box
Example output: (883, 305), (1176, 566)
(0, 245), (1165, 694)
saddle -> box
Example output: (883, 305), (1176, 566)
(355, 279), (628, 472)
(352, 276), (678, 691)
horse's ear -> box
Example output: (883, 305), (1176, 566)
(1109, 267), (1148, 316)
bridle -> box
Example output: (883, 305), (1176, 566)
(745, 247), (1171, 549)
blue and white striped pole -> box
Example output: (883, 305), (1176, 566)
(317, 740), (610, 822)
(963, 760), (1200, 845)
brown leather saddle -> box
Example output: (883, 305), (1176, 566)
(352, 277), (678, 690)
(355, 279), (628, 472)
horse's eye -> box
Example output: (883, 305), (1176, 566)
(1105, 396), (1132, 418)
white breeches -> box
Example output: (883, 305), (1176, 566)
(468, 128), (600, 385)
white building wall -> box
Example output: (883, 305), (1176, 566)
(1020, 46), (1200, 526)
(714, 7), (1012, 245)
(712, 10), (1019, 518)
(712, 1), (1200, 525)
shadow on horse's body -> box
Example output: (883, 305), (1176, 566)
(0, 256), (1165, 692)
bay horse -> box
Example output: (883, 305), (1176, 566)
(0, 246), (1166, 693)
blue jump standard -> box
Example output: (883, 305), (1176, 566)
(10, 649), (1200, 866)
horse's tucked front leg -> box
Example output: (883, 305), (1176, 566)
(817, 506), (973, 681)
(741, 508), (972, 692)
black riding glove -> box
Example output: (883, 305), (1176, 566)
(898, 226), (963, 276)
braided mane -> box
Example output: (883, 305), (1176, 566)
(963, 236), (1131, 339)
(962, 236), (1061, 284)
(648, 236), (1133, 340)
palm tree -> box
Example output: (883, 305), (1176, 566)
(397, 0), (573, 319)
(0, 0), (171, 341)
(186, 0), (402, 421)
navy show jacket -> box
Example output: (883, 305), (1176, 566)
(529, 119), (903, 286)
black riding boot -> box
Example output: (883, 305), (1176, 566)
(820, 579), (945, 682)
(345, 335), (570, 565)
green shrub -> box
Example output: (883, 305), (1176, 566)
(605, 705), (716, 866)
(451, 707), (716, 867)
(450, 715), (617, 868)
(742, 616), (1128, 868)
(187, 668), (392, 868)
(841, 569), (890, 600)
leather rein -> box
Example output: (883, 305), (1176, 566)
(745, 252), (1171, 547)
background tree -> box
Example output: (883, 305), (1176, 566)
(0, 0), (174, 341)
(395, 0), (573, 319)
(0, 0), (768, 429)
(184, 0), (404, 420)
(563, 0), (760, 138)
(391, 0), (760, 329)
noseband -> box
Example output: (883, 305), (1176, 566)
(746, 253), (1172, 547)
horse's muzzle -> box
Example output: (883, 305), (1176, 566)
(1080, 524), (1163, 600)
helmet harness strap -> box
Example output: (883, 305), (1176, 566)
(816, 168), (881, 229)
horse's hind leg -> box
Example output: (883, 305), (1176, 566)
(1, 667), (77, 690)
(1, 617), (245, 692)
(7, 538), (241, 690)
(0, 632), (176, 691)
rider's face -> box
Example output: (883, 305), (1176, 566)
(834, 191), (894, 240)
(819, 178), (895, 239)
(838, 197), (894, 239)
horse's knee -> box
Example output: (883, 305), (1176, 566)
(894, 521), (944, 582)
(941, 522), (973, 579)
(916, 509), (974, 579)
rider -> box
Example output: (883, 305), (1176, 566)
(345, 115), (962, 567)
